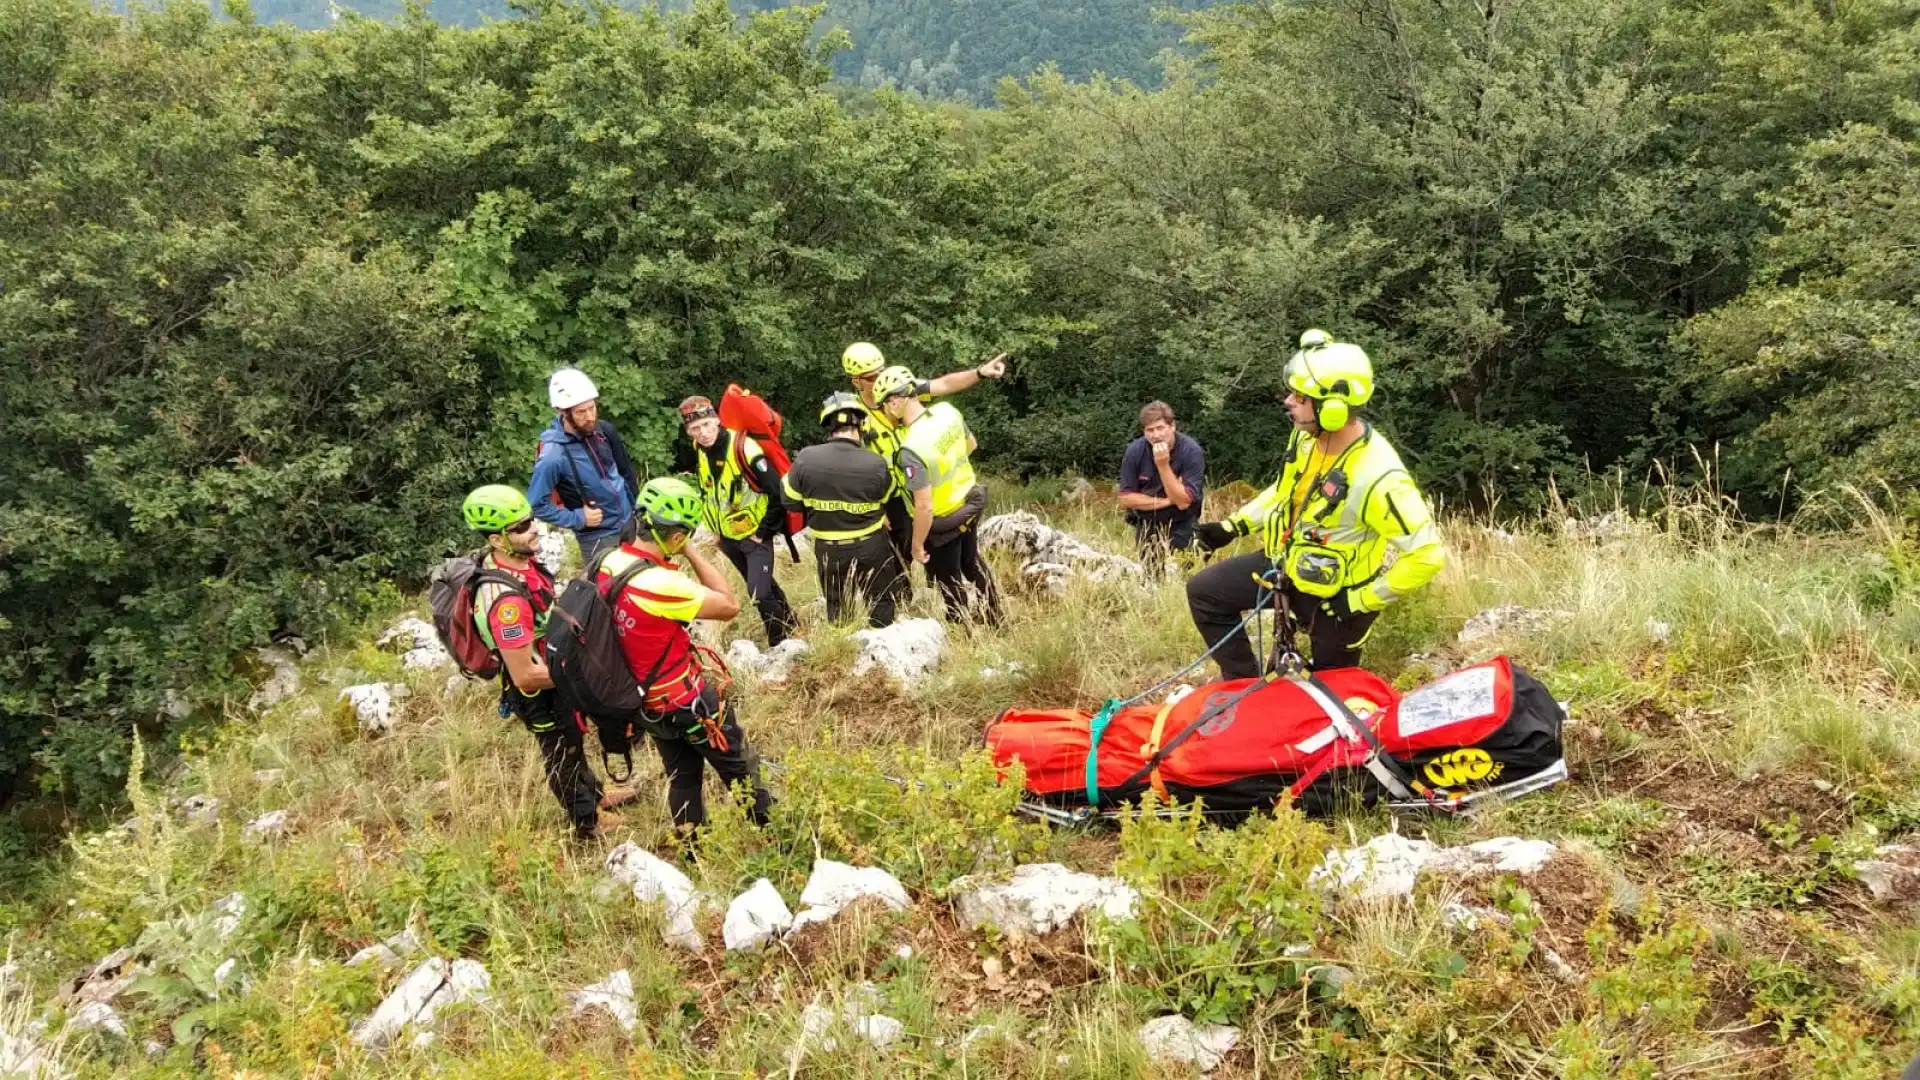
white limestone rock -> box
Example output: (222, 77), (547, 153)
(351, 958), (446, 1050)
(350, 958), (489, 1051)
(345, 929), (424, 970)
(792, 985), (903, 1055)
(1063, 476), (1096, 500)
(1309, 833), (1439, 902)
(569, 969), (637, 1034)
(723, 879), (794, 951)
(1137, 1015), (1239, 1074)
(605, 843), (705, 953)
(726, 638), (811, 685)
(1425, 837), (1557, 877)
(952, 863), (1139, 937)
(978, 512), (1143, 593)
(246, 647), (303, 712)
(375, 617), (439, 653)
(242, 810), (290, 844)
(177, 794), (220, 826)
(1311, 834), (1556, 901)
(1855, 844), (1920, 903)
(536, 525), (569, 577)
(0, 1027), (70, 1078)
(798, 859), (911, 914)
(1457, 605), (1566, 647)
(849, 619), (946, 682)
(68, 1002), (126, 1040)
(210, 893), (248, 942)
(1559, 509), (1649, 543)
(339, 683), (397, 736)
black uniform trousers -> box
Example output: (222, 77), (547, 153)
(925, 499), (1002, 626)
(882, 496), (914, 572)
(1126, 506), (1200, 569)
(506, 686), (604, 838)
(1185, 551), (1380, 679)
(718, 534), (796, 646)
(648, 686), (774, 831)
(816, 530), (907, 628)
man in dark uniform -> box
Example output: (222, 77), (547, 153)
(783, 393), (906, 627)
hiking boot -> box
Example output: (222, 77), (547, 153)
(598, 786), (638, 811)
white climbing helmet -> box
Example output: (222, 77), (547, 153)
(548, 368), (598, 410)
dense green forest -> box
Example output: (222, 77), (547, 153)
(5, 0), (1919, 808)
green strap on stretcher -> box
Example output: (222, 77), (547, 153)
(1085, 699), (1120, 806)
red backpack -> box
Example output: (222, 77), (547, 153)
(429, 552), (532, 679)
(718, 384), (808, 539)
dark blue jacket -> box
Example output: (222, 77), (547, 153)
(528, 417), (638, 551)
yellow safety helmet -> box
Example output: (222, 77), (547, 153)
(842, 342), (886, 377)
(1284, 330), (1374, 430)
(870, 365), (921, 403)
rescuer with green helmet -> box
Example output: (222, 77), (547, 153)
(461, 484), (634, 840)
(594, 477), (773, 834)
(1186, 330), (1447, 677)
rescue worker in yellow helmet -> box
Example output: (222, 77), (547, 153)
(1187, 330), (1446, 677)
(841, 341), (1006, 572)
(873, 365), (1004, 626)
(678, 396), (797, 646)
(783, 393), (907, 627)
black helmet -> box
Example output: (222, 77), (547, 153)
(819, 391), (869, 431)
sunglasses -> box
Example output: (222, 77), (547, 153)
(505, 517), (538, 536)
(850, 372), (878, 384)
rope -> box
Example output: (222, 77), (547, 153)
(1081, 567), (1282, 807)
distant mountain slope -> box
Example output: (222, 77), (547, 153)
(740, 0), (1223, 100)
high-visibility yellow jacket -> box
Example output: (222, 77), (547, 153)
(1227, 425), (1445, 611)
(694, 430), (769, 541)
(900, 402), (978, 518)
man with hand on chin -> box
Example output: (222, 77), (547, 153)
(1117, 400), (1205, 565)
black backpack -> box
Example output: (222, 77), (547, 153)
(545, 551), (676, 780)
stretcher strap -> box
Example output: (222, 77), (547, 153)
(1140, 700), (1177, 803)
(1290, 673), (1425, 802)
(1085, 700), (1120, 806)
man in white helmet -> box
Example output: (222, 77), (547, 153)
(1186, 330), (1446, 678)
(529, 367), (640, 566)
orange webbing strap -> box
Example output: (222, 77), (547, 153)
(1140, 700), (1178, 803)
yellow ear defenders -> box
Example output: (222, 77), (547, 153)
(1299, 346), (1351, 432)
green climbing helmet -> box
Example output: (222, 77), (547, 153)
(462, 484), (533, 534)
(639, 477), (704, 532)
(870, 365), (920, 403)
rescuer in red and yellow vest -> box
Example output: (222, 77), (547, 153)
(1187, 330), (1447, 678)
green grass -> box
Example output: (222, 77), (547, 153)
(2, 480), (1918, 1077)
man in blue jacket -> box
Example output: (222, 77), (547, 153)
(528, 368), (639, 566)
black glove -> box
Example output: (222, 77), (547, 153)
(1319, 589), (1365, 621)
(681, 716), (710, 746)
(1194, 521), (1237, 551)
